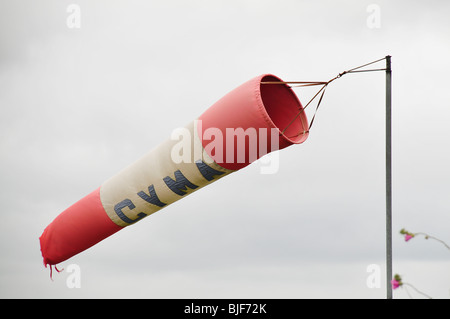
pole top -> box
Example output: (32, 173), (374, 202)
(386, 55), (392, 72)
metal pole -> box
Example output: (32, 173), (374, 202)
(385, 55), (392, 299)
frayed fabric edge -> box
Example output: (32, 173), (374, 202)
(44, 262), (64, 281)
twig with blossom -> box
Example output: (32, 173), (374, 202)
(391, 274), (432, 299)
(400, 228), (450, 250)
(393, 228), (449, 299)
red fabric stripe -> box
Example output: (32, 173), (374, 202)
(39, 187), (122, 266)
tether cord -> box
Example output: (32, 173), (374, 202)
(261, 57), (387, 138)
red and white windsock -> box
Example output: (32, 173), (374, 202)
(39, 74), (309, 267)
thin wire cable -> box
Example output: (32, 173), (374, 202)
(261, 56), (388, 137)
(281, 83), (327, 135)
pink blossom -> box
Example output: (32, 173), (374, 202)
(391, 279), (401, 289)
(405, 234), (413, 242)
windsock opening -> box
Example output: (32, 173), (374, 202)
(198, 74), (309, 171)
(259, 75), (309, 144)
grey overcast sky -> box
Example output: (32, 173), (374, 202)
(1, 0), (449, 298)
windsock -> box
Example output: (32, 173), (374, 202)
(39, 74), (309, 267)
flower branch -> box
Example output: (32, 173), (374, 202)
(399, 228), (450, 250)
(391, 274), (432, 299)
